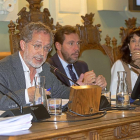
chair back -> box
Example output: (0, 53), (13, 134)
(104, 17), (138, 63)
(8, 0), (55, 54)
(79, 50), (111, 90)
(77, 13), (113, 89)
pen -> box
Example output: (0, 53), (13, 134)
(47, 88), (51, 91)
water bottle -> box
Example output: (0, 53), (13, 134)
(116, 71), (130, 107)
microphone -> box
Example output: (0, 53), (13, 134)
(0, 83), (50, 122)
(50, 65), (80, 86)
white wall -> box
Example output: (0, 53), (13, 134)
(0, 0), (140, 52)
(87, 0), (140, 45)
(47, 0), (87, 26)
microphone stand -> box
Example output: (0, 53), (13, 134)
(50, 65), (80, 86)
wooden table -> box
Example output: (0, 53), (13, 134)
(1, 110), (140, 140)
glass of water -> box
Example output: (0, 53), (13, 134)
(101, 90), (111, 106)
(48, 98), (62, 115)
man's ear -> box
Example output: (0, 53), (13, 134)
(55, 42), (62, 51)
(20, 40), (26, 51)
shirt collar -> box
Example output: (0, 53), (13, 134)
(57, 54), (73, 69)
(19, 51), (42, 73)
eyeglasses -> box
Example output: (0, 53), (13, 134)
(31, 44), (52, 52)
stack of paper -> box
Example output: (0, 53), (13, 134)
(0, 114), (33, 135)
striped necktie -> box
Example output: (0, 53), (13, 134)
(67, 64), (77, 82)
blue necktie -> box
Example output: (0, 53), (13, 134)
(67, 64), (77, 82)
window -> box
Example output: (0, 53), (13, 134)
(129, 0), (140, 11)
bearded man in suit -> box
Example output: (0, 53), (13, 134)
(47, 25), (107, 88)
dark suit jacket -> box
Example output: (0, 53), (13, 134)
(47, 53), (89, 86)
(0, 52), (70, 110)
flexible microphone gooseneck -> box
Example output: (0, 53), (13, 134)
(50, 65), (80, 86)
(0, 83), (23, 114)
(0, 83), (50, 122)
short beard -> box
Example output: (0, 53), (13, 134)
(23, 49), (46, 68)
(61, 50), (78, 64)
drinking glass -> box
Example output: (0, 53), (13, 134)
(48, 98), (62, 115)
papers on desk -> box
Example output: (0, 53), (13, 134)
(62, 99), (69, 107)
(0, 113), (33, 135)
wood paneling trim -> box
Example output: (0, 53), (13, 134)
(0, 52), (11, 60)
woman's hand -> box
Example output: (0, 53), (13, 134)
(131, 51), (140, 74)
(131, 51), (140, 61)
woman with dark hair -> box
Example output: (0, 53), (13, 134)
(110, 28), (140, 97)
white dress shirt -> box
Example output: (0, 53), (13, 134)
(110, 60), (138, 96)
(58, 55), (79, 86)
(19, 52), (42, 104)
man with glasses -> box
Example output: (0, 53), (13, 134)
(0, 22), (84, 110)
(48, 25), (107, 88)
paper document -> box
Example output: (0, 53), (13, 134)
(0, 114), (33, 135)
(0, 110), (5, 116)
(62, 99), (69, 107)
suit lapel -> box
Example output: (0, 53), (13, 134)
(11, 52), (26, 89)
(52, 54), (70, 86)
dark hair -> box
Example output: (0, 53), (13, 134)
(20, 22), (54, 45)
(54, 25), (78, 45)
(121, 28), (140, 64)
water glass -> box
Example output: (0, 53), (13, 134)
(48, 98), (62, 115)
(101, 90), (111, 106)
(116, 92), (130, 107)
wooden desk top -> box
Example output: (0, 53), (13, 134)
(1, 110), (140, 140)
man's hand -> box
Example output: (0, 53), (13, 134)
(76, 73), (85, 86)
(95, 75), (107, 89)
(27, 87), (35, 103)
(83, 70), (96, 84)
(27, 87), (51, 102)
(76, 72), (107, 89)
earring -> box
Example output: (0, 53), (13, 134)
(130, 53), (132, 56)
